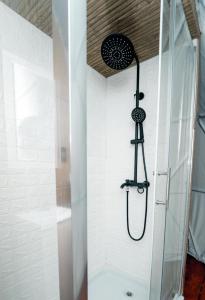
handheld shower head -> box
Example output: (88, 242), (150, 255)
(101, 33), (135, 70)
(131, 107), (146, 123)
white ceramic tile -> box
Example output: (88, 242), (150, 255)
(87, 65), (107, 279)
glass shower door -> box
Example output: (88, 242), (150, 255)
(150, 0), (197, 299)
(160, 1), (196, 297)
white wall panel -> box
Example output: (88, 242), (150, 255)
(87, 66), (107, 278)
(87, 55), (159, 294)
(105, 57), (159, 289)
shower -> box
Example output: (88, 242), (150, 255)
(101, 33), (149, 241)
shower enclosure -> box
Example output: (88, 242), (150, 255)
(0, 0), (198, 300)
(87, 0), (198, 299)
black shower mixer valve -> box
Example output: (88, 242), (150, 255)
(120, 179), (150, 190)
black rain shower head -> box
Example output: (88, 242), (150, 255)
(101, 33), (135, 70)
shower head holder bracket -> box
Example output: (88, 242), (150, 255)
(134, 92), (144, 100)
(130, 138), (144, 144)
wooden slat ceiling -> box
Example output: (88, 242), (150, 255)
(0, 0), (200, 77)
(88, 0), (200, 77)
(88, 0), (160, 77)
(183, 0), (200, 38)
(0, 0), (52, 36)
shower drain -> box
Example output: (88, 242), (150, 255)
(126, 291), (133, 297)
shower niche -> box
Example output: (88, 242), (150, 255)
(87, 0), (199, 300)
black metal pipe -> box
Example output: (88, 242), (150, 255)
(134, 55), (140, 183)
(134, 122), (139, 182)
(135, 54), (140, 96)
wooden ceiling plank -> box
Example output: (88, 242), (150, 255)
(88, 0), (199, 77)
(0, 0), (52, 36)
(88, 1), (160, 41)
(87, 0), (146, 15)
(88, 14), (160, 57)
(88, 0), (149, 20)
(88, 5), (160, 49)
(182, 0), (200, 38)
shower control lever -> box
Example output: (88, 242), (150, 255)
(120, 179), (149, 189)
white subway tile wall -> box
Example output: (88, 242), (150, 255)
(0, 3), (60, 300)
(87, 56), (159, 296)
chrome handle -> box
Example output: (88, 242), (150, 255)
(156, 200), (166, 205)
(157, 171), (168, 176)
(155, 168), (171, 206)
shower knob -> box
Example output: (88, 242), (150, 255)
(139, 92), (144, 100)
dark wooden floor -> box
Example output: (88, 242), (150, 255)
(184, 255), (205, 300)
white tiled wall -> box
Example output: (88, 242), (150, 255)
(87, 66), (107, 278)
(0, 3), (60, 300)
(105, 57), (159, 287)
(87, 56), (159, 294)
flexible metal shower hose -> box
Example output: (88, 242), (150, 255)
(126, 136), (149, 241)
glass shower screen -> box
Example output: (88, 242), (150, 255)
(150, 0), (197, 299)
